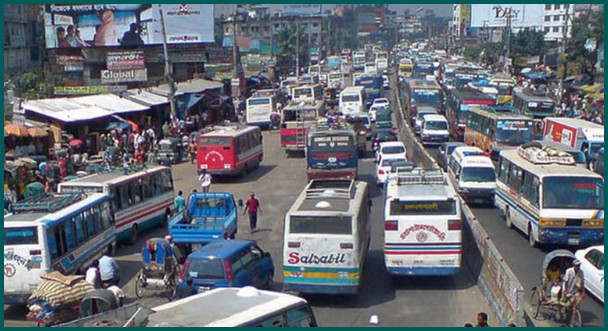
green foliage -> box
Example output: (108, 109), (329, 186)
(565, 10), (604, 77)
(275, 22), (310, 71)
(510, 28), (547, 58)
(464, 42), (504, 64)
(16, 72), (66, 100)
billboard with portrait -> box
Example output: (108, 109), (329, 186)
(44, 4), (214, 49)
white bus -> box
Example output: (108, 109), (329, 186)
(327, 71), (346, 90)
(58, 165), (175, 244)
(4, 193), (116, 305)
(384, 169), (462, 276)
(291, 84), (324, 103)
(339, 86), (366, 116)
(246, 94), (277, 128)
(495, 144), (604, 247)
(283, 179), (371, 294)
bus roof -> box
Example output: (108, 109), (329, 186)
(291, 179), (367, 214)
(449, 87), (495, 101)
(148, 287), (307, 327)
(59, 165), (169, 187)
(500, 149), (603, 177)
(513, 87), (553, 102)
(201, 125), (259, 137)
(5, 193), (109, 227)
(469, 107), (532, 120)
(544, 117), (604, 130)
(284, 99), (324, 111)
(386, 170), (457, 201)
(341, 86), (365, 93)
(408, 79), (441, 89)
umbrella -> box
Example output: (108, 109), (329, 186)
(69, 139), (84, 147)
(27, 127), (49, 138)
(520, 68), (532, 74)
(580, 83), (602, 94)
(126, 120), (139, 133)
(4, 124), (29, 137)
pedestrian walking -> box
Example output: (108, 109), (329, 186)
(243, 192), (262, 233)
(198, 169), (212, 193)
(188, 142), (197, 164)
(174, 190), (186, 212)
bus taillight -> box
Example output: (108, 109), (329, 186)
(448, 219), (462, 231)
(288, 242), (301, 248)
(30, 250), (42, 256)
(385, 220), (398, 231)
(340, 243), (354, 249)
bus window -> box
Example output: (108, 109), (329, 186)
(64, 221), (76, 250)
(255, 314), (285, 327)
(289, 216), (352, 235)
(84, 209), (96, 237)
(74, 213), (86, 244)
(132, 181), (143, 204)
(119, 185), (130, 208)
(5, 227), (38, 245)
(47, 228), (60, 259)
(142, 176), (154, 199)
(101, 202), (113, 229)
(287, 306), (316, 327)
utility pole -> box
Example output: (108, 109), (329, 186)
(158, 4), (177, 120)
(232, 8), (238, 79)
(560, 7), (572, 101)
(296, 20), (300, 78)
(504, 7), (513, 73)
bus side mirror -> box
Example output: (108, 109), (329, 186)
(238, 199), (244, 208)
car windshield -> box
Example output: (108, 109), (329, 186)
(461, 167), (496, 182)
(425, 121), (448, 130)
(186, 258), (225, 279)
(382, 146), (405, 155)
(543, 177), (604, 209)
(376, 131), (394, 139)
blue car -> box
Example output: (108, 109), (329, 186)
(180, 240), (274, 293)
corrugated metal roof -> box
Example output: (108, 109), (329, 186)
(23, 95), (149, 123)
(123, 89), (169, 107)
(153, 78), (224, 96)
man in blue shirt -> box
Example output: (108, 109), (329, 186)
(174, 191), (186, 212)
(99, 248), (120, 287)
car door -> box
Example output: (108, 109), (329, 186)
(584, 249), (604, 300)
(248, 245), (271, 288)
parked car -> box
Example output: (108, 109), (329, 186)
(574, 245), (604, 304)
(180, 240), (274, 293)
(156, 137), (184, 164)
(436, 142), (466, 171)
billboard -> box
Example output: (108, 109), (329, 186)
(470, 4), (543, 28)
(44, 4), (214, 49)
(107, 51), (145, 70)
(101, 69), (148, 84)
(281, 4), (321, 15)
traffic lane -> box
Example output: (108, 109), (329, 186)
(472, 207), (605, 327)
(421, 136), (604, 327)
(304, 156), (494, 327)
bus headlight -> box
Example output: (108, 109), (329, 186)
(582, 219), (604, 228)
(539, 218), (566, 227)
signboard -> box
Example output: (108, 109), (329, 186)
(107, 51), (145, 70)
(281, 4), (321, 15)
(101, 69), (147, 84)
(470, 4), (543, 28)
(57, 55), (84, 72)
(585, 38), (597, 52)
(54, 85), (127, 95)
(44, 4), (214, 49)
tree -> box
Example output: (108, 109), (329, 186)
(275, 22), (309, 74)
(510, 28), (547, 59)
(564, 10), (604, 77)
(16, 73), (65, 100)
(464, 42), (504, 65)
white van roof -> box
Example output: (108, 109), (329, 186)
(422, 114), (447, 122)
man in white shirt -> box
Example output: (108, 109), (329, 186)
(85, 260), (101, 289)
(198, 169), (212, 193)
(562, 259), (585, 309)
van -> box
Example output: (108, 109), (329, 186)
(447, 146), (496, 204)
(180, 240), (274, 293)
(420, 114), (450, 145)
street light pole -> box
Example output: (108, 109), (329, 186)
(158, 4), (177, 120)
(296, 20), (300, 78)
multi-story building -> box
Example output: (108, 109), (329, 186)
(4, 4), (44, 79)
(541, 4), (574, 43)
(451, 4), (471, 40)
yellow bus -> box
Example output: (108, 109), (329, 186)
(464, 106), (534, 159)
(399, 60), (413, 77)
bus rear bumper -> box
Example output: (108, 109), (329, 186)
(537, 228), (603, 246)
(283, 283), (359, 295)
(386, 266), (460, 277)
(4, 293), (30, 305)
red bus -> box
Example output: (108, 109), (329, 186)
(445, 87), (495, 141)
(196, 125), (263, 176)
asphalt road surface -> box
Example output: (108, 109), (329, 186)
(4, 130), (494, 327)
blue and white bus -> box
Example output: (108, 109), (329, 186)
(58, 165), (175, 244)
(4, 193), (116, 305)
(306, 123), (358, 181)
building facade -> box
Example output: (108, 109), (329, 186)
(4, 4), (44, 79)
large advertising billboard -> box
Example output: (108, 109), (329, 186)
(470, 4), (543, 28)
(44, 4), (214, 49)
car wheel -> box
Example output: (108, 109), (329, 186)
(505, 207), (513, 229)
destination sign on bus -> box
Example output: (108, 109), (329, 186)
(312, 135), (352, 148)
(390, 200), (456, 215)
(497, 120), (532, 131)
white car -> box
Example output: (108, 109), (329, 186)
(382, 75), (390, 89)
(420, 114), (450, 145)
(575, 245), (604, 303)
(376, 154), (407, 186)
(376, 141), (407, 164)
(372, 98), (390, 109)
(369, 104), (387, 123)
(414, 108), (438, 135)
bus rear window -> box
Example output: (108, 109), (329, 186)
(290, 216), (352, 235)
(200, 137), (231, 146)
(5, 227), (39, 245)
(390, 200), (457, 215)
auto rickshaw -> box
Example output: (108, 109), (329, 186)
(155, 138), (184, 164)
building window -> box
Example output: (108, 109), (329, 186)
(554, 4), (560, 10)
(553, 15), (560, 21)
(544, 27), (550, 33)
(545, 4), (551, 10)
(544, 16), (551, 22)
(553, 26), (559, 33)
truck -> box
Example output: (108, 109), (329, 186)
(355, 75), (382, 108)
(543, 117), (605, 167)
(168, 192), (238, 257)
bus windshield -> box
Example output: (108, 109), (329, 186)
(5, 227), (39, 245)
(461, 167), (496, 182)
(294, 88), (312, 98)
(200, 137), (231, 146)
(412, 90), (441, 108)
(543, 177), (604, 209)
(283, 109), (316, 122)
(342, 94), (360, 102)
(495, 120), (534, 144)
(390, 200), (457, 216)
(289, 216), (352, 235)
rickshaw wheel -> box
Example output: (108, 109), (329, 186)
(568, 307), (582, 327)
(135, 273), (147, 299)
(531, 287), (542, 319)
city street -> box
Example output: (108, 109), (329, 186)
(4, 131), (493, 327)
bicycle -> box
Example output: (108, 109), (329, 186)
(563, 293), (583, 327)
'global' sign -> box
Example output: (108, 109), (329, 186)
(101, 69), (148, 84)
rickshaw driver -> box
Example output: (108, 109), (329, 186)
(562, 259), (585, 309)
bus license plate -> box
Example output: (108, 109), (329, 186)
(568, 237), (580, 246)
(198, 287), (211, 293)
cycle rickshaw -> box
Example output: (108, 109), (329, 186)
(135, 238), (181, 301)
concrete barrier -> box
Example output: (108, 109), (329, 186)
(392, 77), (525, 327)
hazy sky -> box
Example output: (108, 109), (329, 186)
(215, 4), (452, 18)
